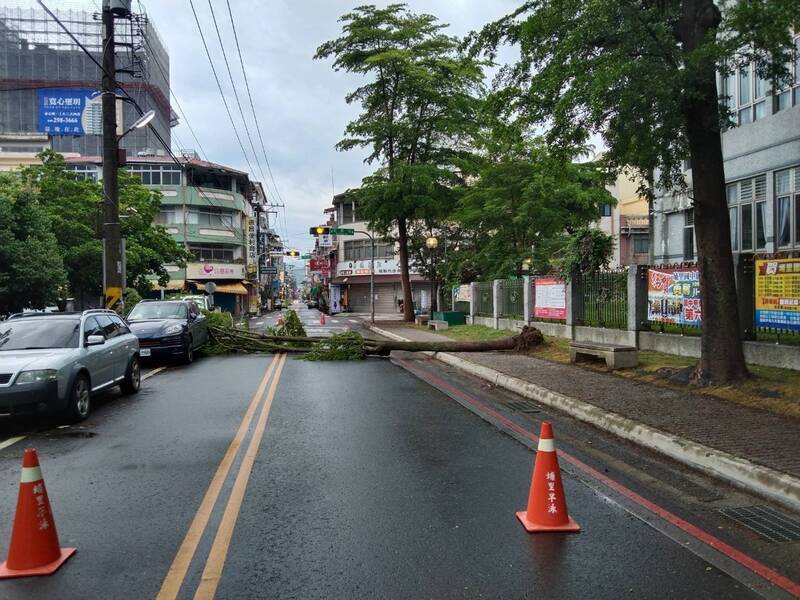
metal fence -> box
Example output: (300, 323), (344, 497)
(575, 270), (628, 329)
(498, 279), (524, 319)
(474, 281), (494, 317)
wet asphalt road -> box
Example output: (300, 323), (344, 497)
(0, 349), (789, 599)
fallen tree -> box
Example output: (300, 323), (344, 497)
(208, 325), (544, 360)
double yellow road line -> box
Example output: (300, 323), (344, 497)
(157, 353), (287, 600)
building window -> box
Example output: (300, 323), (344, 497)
(188, 244), (235, 262)
(127, 164), (182, 186)
(727, 173), (767, 252)
(65, 164), (98, 181)
(683, 209), (695, 260)
(188, 207), (237, 228)
(599, 203), (612, 217)
(773, 34), (800, 114)
(155, 206), (180, 225)
(339, 202), (355, 224)
(343, 239), (394, 261)
(633, 236), (649, 255)
(774, 167), (800, 248)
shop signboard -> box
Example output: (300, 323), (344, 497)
(755, 258), (800, 330)
(337, 258), (415, 276)
(455, 284), (471, 303)
(329, 284), (342, 314)
(309, 258), (330, 273)
(186, 262), (245, 280)
(533, 277), (566, 320)
(246, 217), (257, 267)
(647, 267), (702, 325)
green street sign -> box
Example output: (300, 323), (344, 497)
(329, 227), (354, 235)
(301, 254), (312, 259)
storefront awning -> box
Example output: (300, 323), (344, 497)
(150, 279), (186, 291)
(213, 281), (248, 295)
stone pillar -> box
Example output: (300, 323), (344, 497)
(469, 281), (478, 325)
(735, 253), (755, 341)
(523, 275), (533, 323)
(565, 278), (579, 341)
(627, 265), (649, 347)
(493, 279), (502, 329)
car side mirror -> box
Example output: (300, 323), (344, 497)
(85, 334), (105, 346)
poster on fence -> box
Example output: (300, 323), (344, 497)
(647, 267), (702, 325)
(534, 277), (566, 319)
(755, 259), (800, 330)
(455, 284), (471, 303)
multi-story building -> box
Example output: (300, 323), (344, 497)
(65, 154), (265, 316)
(652, 34), (800, 262)
(327, 192), (432, 314)
(598, 172), (651, 267)
(0, 5), (171, 158)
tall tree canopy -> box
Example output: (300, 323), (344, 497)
(15, 151), (189, 303)
(0, 175), (66, 314)
(316, 3), (485, 320)
(473, 0), (800, 384)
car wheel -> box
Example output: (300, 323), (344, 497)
(121, 356), (141, 395)
(182, 337), (194, 364)
(67, 374), (91, 422)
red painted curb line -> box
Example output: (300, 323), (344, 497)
(396, 357), (800, 599)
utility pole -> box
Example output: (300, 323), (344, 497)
(102, 1), (122, 310)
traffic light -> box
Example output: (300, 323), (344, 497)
(309, 226), (330, 236)
(285, 249), (300, 257)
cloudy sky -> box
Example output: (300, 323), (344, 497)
(15, 0), (520, 254)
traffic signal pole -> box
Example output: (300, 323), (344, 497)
(102, 3), (122, 310)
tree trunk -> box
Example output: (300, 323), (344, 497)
(365, 337), (516, 356)
(679, 0), (748, 384)
(397, 216), (415, 321)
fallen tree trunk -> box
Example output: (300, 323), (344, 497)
(209, 325), (544, 358)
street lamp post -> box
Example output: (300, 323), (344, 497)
(425, 236), (439, 314)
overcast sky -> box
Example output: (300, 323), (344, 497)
(13, 0), (520, 255)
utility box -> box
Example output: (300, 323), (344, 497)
(432, 311), (466, 325)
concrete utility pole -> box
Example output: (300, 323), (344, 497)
(102, 2), (122, 310)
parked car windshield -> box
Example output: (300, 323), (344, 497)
(0, 319), (80, 350)
(128, 302), (187, 321)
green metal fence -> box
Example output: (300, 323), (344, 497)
(475, 281), (494, 317)
(498, 279), (524, 319)
(575, 270), (628, 329)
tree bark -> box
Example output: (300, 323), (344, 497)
(678, 0), (748, 384)
(397, 216), (415, 321)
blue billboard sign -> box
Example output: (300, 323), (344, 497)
(37, 88), (101, 136)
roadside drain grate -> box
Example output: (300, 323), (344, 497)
(718, 505), (800, 543)
(505, 400), (541, 414)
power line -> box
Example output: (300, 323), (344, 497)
(205, 0), (267, 186)
(187, 0), (257, 179)
(224, 0), (291, 244)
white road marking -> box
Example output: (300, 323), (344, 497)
(0, 436), (26, 451)
(254, 321), (264, 326)
(332, 319), (339, 323)
(142, 366), (167, 381)
(349, 319), (358, 324)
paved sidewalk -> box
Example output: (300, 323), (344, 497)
(372, 321), (800, 493)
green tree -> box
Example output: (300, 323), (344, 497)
(20, 151), (189, 303)
(454, 139), (614, 280)
(316, 4), (485, 321)
(473, 0), (799, 383)
(0, 175), (66, 314)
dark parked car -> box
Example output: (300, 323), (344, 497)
(0, 310), (140, 420)
(126, 300), (208, 364)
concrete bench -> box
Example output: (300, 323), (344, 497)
(415, 315), (430, 326)
(569, 341), (638, 370)
(428, 319), (449, 331)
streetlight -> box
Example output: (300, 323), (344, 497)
(118, 109), (155, 141)
(426, 236), (439, 313)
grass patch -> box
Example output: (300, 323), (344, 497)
(432, 324), (517, 341)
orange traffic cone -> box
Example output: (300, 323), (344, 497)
(0, 449), (76, 578)
(276, 313), (284, 326)
(516, 422), (580, 533)
(319, 312), (326, 325)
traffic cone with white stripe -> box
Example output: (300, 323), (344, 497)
(0, 449), (76, 578)
(277, 313), (284, 326)
(320, 312), (326, 325)
(516, 422), (580, 533)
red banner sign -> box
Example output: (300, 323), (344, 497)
(309, 259), (330, 272)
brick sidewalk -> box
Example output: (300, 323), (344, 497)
(373, 321), (800, 480)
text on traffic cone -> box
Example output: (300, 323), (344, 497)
(516, 422), (580, 533)
(0, 448), (76, 578)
